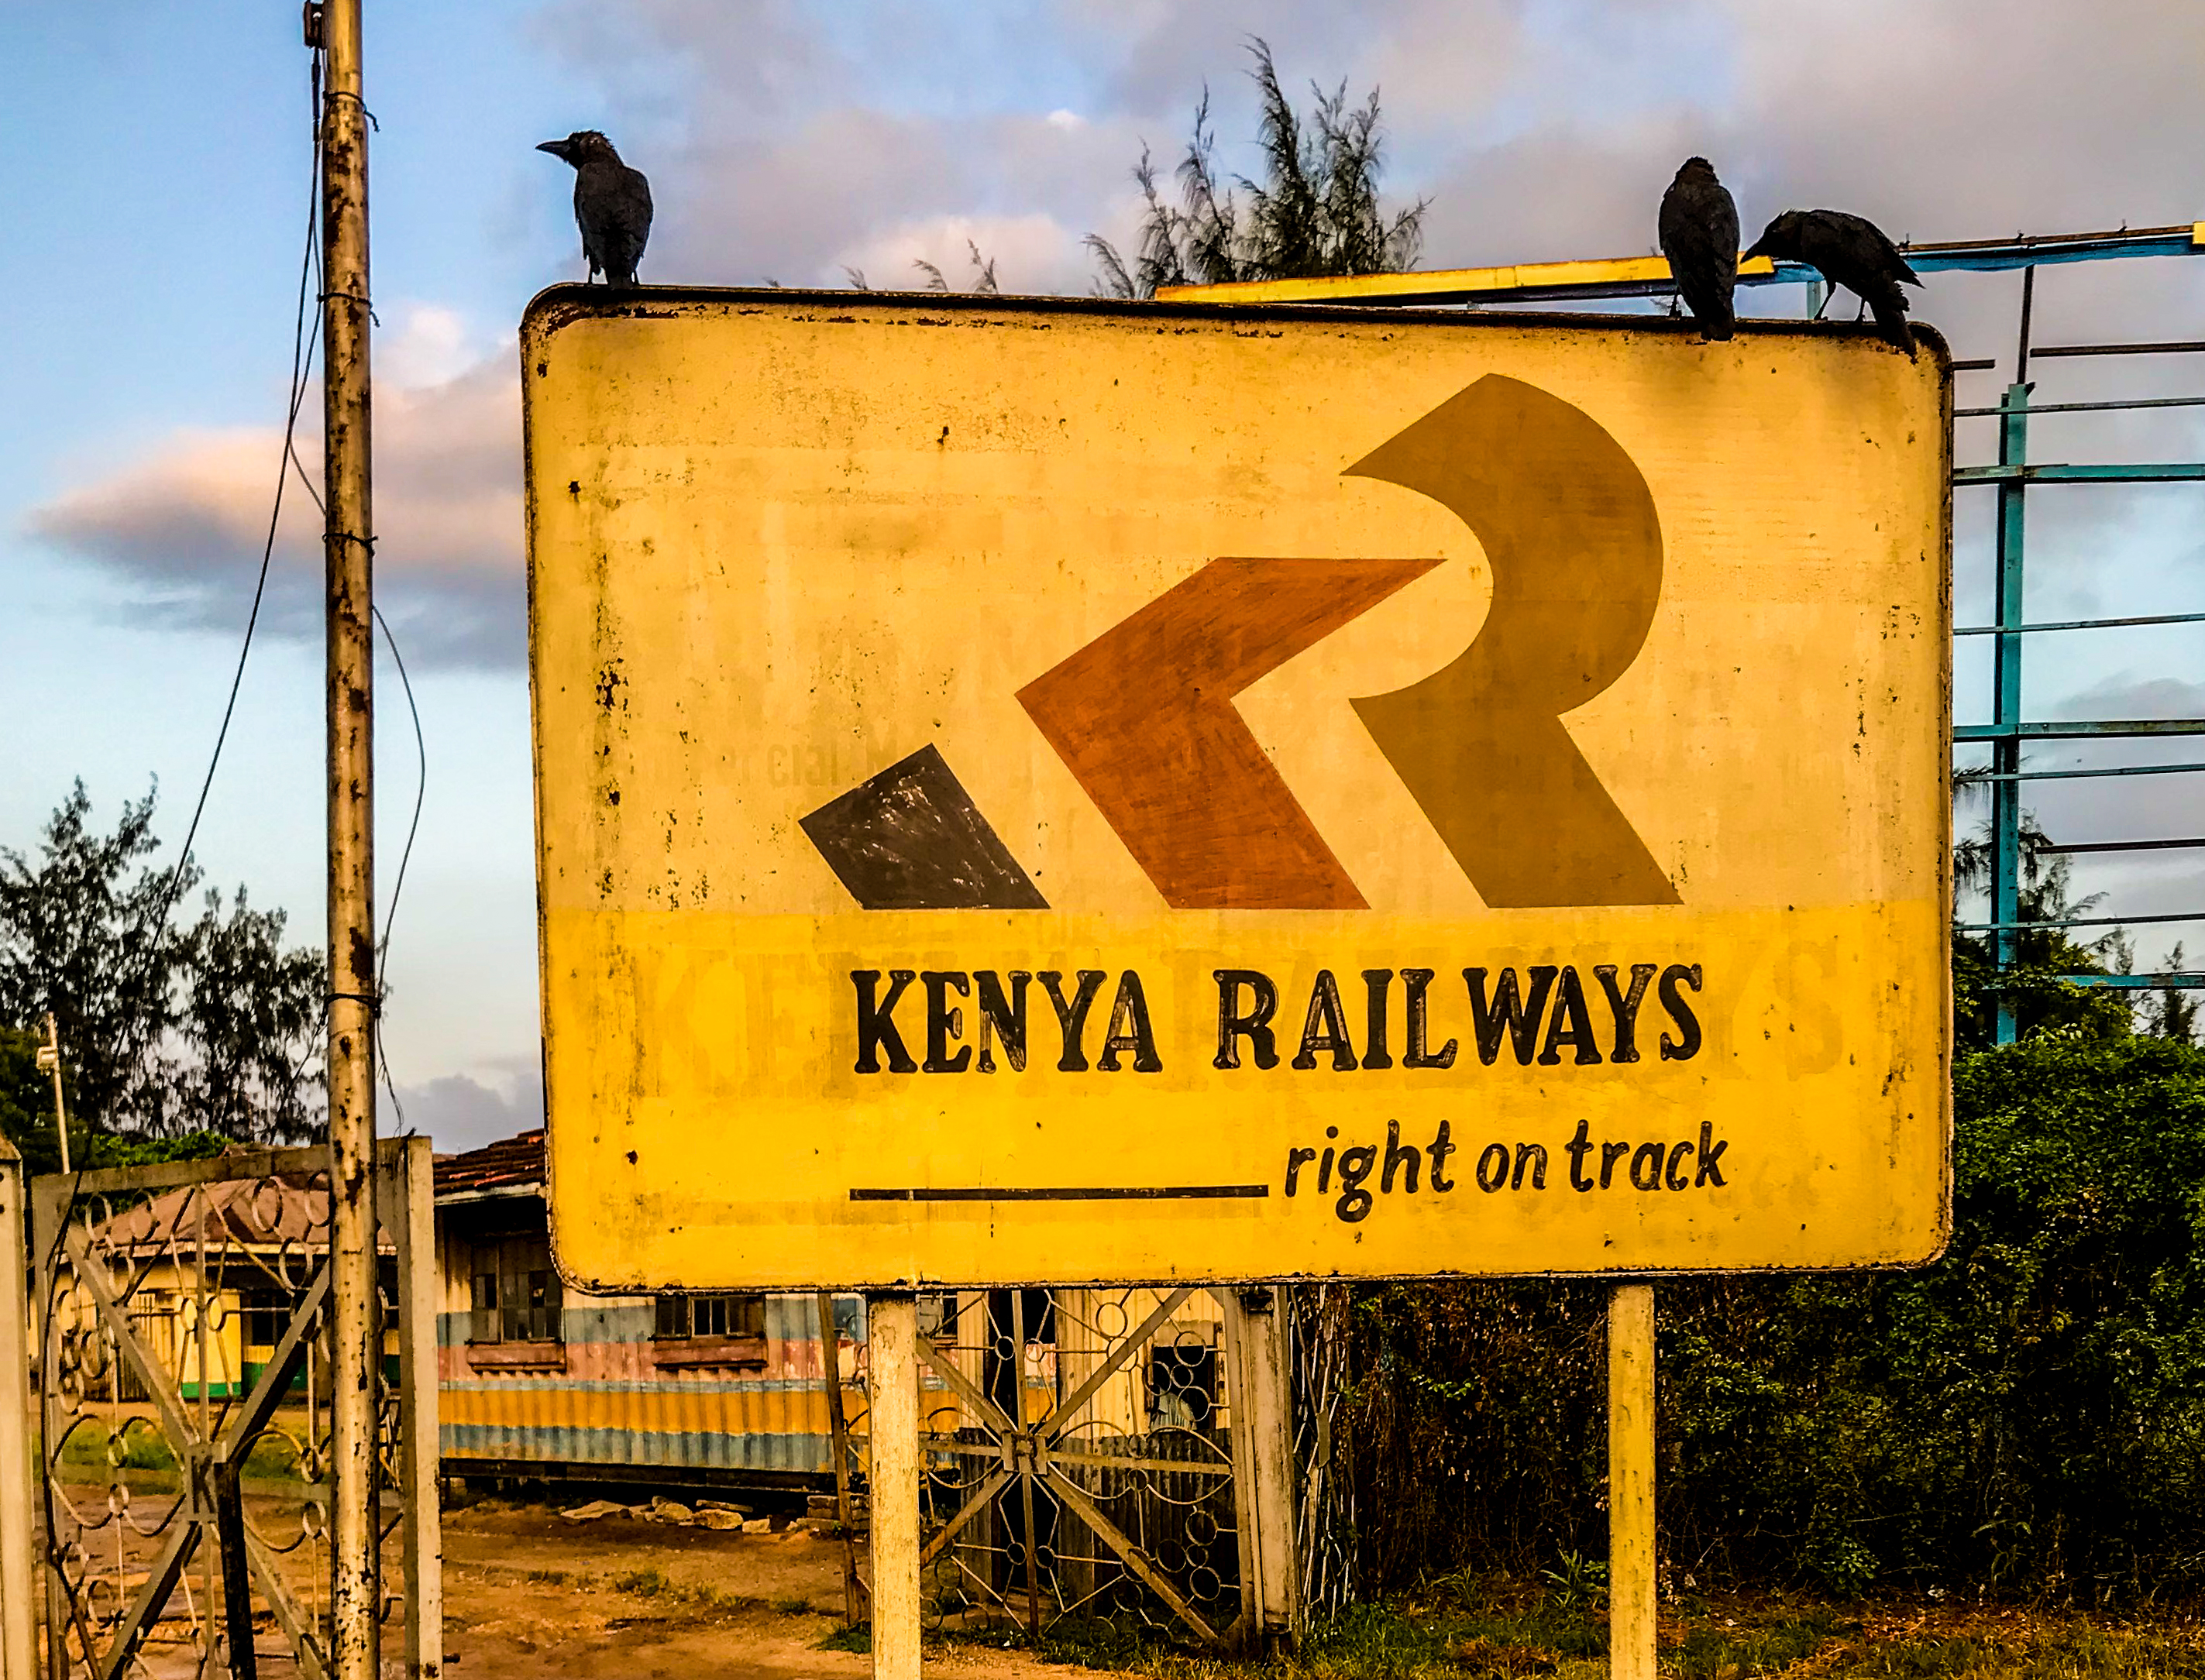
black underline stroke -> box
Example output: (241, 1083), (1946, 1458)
(849, 1185), (1270, 1203)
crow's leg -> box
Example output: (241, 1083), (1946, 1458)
(1856, 297), (1869, 322)
(1812, 287), (1834, 321)
(1668, 291), (1683, 318)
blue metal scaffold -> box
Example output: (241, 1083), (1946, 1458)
(1938, 237), (2205, 1040)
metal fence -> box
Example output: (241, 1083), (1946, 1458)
(30, 1139), (439, 1680)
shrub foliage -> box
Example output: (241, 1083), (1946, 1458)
(1333, 1036), (2205, 1601)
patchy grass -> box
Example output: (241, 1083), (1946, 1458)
(1672, 1607), (1844, 1677)
(610, 1568), (673, 1599)
(53, 1415), (318, 1491)
(1807, 1612), (2205, 1679)
(1016, 1574), (2205, 1679)
(602, 1569), (778, 1620)
(819, 1621), (872, 1654)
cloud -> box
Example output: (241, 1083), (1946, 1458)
(392, 1059), (544, 1156)
(837, 211), (1094, 298)
(26, 307), (523, 670)
(33, 0), (2205, 683)
(2048, 674), (2205, 723)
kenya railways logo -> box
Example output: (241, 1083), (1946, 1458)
(800, 375), (1679, 914)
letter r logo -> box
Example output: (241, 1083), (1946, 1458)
(1350, 376), (1680, 907)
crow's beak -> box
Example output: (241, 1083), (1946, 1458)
(536, 140), (569, 160)
(1739, 239), (1768, 262)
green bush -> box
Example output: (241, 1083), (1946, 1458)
(1337, 1036), (2205, 1601)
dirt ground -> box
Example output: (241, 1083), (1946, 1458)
(433, 1501), (1056, 1680)
(66, 1486), (2205, 1678)
(414, 1506), (2205, 1680)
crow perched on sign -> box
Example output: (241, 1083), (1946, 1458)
(537, 131), (652, 287)
(1658, 157), (1739, 341)
(1744, 208), (1921, 356)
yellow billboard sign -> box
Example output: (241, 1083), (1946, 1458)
(523, 290), (1952, 1290)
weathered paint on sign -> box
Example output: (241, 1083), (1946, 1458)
(522, 289), (1952, 1291)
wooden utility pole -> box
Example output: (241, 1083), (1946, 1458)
(317, 1), (380, 1676)
(35, 1015), (69, 1173)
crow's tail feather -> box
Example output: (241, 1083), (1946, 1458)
(1870, 296), (1915, 359)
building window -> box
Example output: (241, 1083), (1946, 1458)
(470, 1236), (562, 1344)
(653, 1292), (765, 1341)
(240, 1291), (290, 1352)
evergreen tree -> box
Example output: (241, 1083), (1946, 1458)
(1087, 40), (1427, 299)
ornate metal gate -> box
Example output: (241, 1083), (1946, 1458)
(32, 1139), (439, 1680)
(828, 1285), (1310, 1650)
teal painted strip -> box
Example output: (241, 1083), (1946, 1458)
(440, 1421), (831, 1474)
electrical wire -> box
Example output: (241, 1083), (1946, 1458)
(373, 603), (426, 1134)
(374, 606), (425, 981)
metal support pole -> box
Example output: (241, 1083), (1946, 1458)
(215, 1463), (258, 1680)
(1607, 1284), (1655, 1680)
(817, 1292), (865, 1627)
(0, 1142), (36, 1680)
(1991, 376), (2031, 1044)
(1012, 1288), (1041, 1640)
(318, 2), (380, 1678)
(867, 1293), (921, 1680)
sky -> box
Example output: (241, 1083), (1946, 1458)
(3, 0), (2203, 1152)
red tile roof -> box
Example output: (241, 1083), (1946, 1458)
(433, 1128), (546, 1198)
(96, 1175), (396, 1256)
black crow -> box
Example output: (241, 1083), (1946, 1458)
(1743, 208), (1921, 356)
(1658, 156), (1739, 341)
(537, 131), (652, 287)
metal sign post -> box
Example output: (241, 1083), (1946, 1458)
(1607, 1285), (1656, 1680)
(867, 1295), (921, 1680)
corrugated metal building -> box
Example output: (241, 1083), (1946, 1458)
(432, 1131), (1226, 1495)
(435, 1129), (868, 1490)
